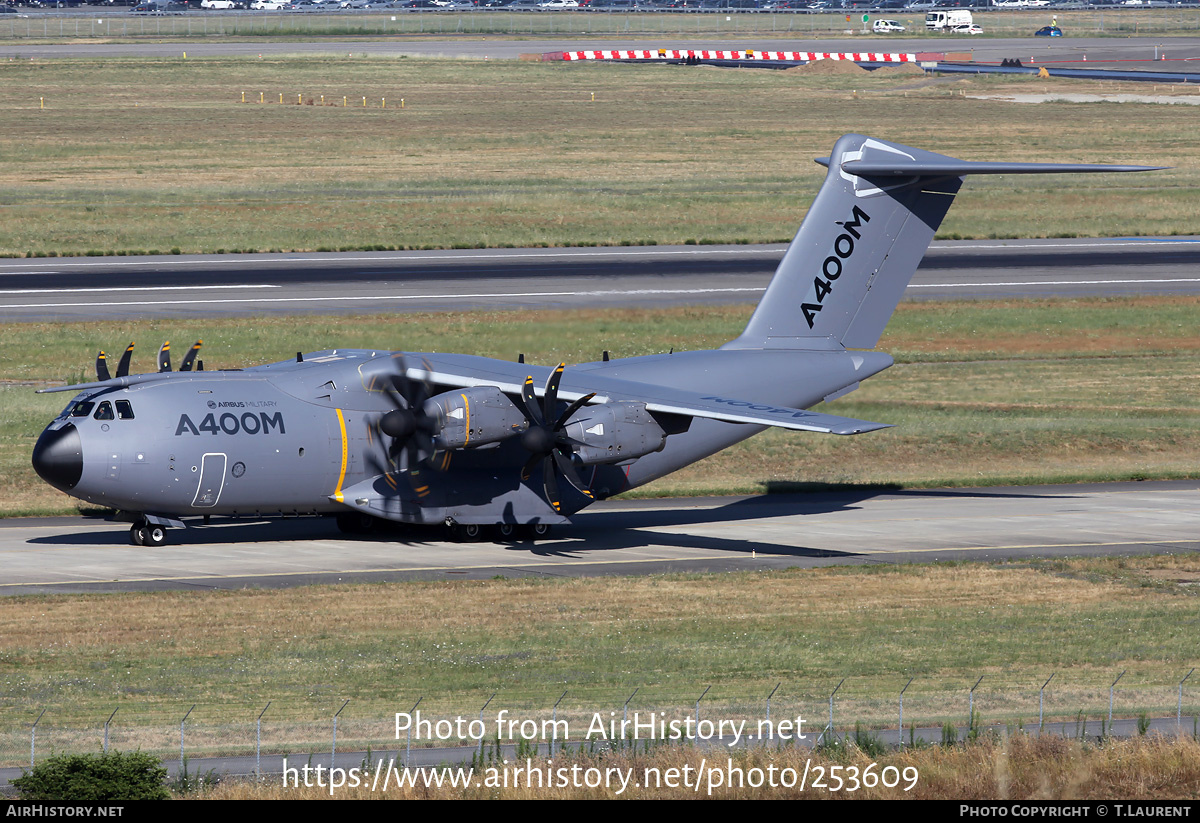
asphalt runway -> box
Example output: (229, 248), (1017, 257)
(3, 236), (1199, 320)
(2, 480), (1197, 595)
(6, 33), (1200, 71)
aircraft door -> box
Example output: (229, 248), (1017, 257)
(192, 452), (227, 508)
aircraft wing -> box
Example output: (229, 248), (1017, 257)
(411, 355), (890, 436)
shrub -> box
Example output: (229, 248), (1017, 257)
(12, 751), (169, 801)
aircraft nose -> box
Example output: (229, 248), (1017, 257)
(32, 423), (83, 492)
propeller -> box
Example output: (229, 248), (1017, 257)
(180, 340), (202, 372)
(92, 340), (204, 381)
(513, 363), (596, 513)
(95, 342), (136, 382)
(366, 357), (440, 497)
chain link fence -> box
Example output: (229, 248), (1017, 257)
(3, 670), (1196, 772)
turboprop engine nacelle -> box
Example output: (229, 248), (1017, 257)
(562, 402), (666, 466)
(427, 386), (528, 450)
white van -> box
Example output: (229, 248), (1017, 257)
(925, 9), (972, 30)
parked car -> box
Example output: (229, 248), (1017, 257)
(872, 18), (905, 31)
(951, 21), (982, 34)
(1034, 25), (1063, 36)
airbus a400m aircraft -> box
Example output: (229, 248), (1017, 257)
(31, 135), (1158, 546)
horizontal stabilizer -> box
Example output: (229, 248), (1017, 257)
(730, 134), (1165, 352)
(827, 159), (1167, 177)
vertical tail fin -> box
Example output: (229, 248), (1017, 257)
(726, 134), (1163, 351)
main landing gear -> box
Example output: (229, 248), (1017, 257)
(445, 521), (551, 543)
(335, 512), (551, 542)
(129, 520), (168, 547)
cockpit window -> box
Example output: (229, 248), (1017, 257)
(93, 401), (114, 421)
(69, 401), (95, 418)
(115, 400), (134, 420)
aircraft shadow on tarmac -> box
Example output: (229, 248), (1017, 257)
(25, 485), (1077, 560)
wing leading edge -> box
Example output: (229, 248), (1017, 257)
(410, 361), (891, 436)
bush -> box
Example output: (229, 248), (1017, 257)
(12, 751), (169, 801)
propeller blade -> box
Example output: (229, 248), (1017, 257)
(542, 455), (561, 512)
(116, 342), (135, 378)
(519, 376), (542, 426)
(96, 351), (110, 382)
(157, 342), (171, 373)
(554, 392), (596, 431)
(543, 363), (566, 421)
(179, 340), (202, 372)
(551, 448), (593, 499)
(520, 453), (541, 482)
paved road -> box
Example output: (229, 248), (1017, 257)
(4, 34), (1200, 70)
(2, 480), (1196, 595)
(3, 237), (1199, 320)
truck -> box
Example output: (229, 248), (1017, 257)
(925, 9), (972, 30)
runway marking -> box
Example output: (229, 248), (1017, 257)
(0, 284), (277, 295)
(0, 553), (748, 588)
(910, 278), (1200, 289)
(0, 287), (766, 310)
(0, 237), (1194, 273)
(5, 279), (1198, 311)
(0, 248), (778, 272)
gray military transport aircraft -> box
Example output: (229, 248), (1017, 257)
(31, 134), (1159, 546)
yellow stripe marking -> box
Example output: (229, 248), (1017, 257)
(333, 408), (348, 503)
(462, 393), (470, 446)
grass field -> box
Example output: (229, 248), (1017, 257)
(6, 296), (1200, 515)
(0, 56), (1196, 257)
(2, 554), (1199, 768)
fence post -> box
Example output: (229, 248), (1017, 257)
(1180, 669), (1195, 729)
(404, 697), (421, 769)
(103, 708), (118, 754)
(256, 702), (271, 779)
(970, 675), (984, 731)
(552, 691), (567, 758)
(765, 682), (780, 735)
(695, 686), (711, 732)
(818, 678), (845, 746)
(179, 705), (194, 766)
(477, 693), (495, 761)
(332, 699), (349, 769)
(899, 678), (913, 748)
(1040, 674), (1054, 733)
(31, 709), (46, 770)
(1109, 670), (1125, 734)
(623, 688), (638, 729)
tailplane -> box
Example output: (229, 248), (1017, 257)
(726, 134), (1163, 351)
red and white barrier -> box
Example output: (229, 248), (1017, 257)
(558, 49), (916, 63)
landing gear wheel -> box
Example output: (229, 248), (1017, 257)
(129, 524), (145, 546)
(446, 523), (482, 542)
(524, 523), (551, 540)
(140, 524), (167, 547)
(336, 512), (377, 536)
(496, 523), (516, 540)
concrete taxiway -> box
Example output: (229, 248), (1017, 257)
(2, 480), (1196, 595)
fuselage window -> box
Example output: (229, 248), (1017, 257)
(69, 401), (95, 418)
(115, 400), (135, 420)
(94, 401), (114, 421)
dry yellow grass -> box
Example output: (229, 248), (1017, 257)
(194, 734), (1200, 799)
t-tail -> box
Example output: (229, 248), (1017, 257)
(725, 134), (1163, 351)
